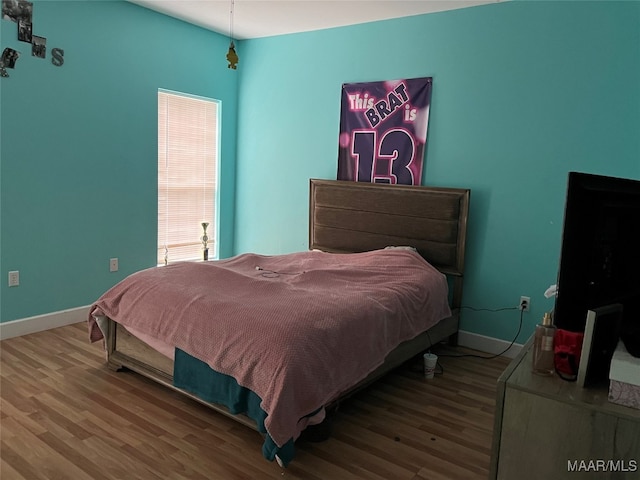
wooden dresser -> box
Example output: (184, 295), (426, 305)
(489, 338), (640, 479)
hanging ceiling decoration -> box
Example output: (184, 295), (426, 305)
(226, 0), (238, 69)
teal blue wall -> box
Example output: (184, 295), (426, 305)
(2, 1), (639, 345)
(1, 1), (238, 322)
(234, 1), (640, 342)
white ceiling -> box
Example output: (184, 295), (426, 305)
(130, 0), (500, 40)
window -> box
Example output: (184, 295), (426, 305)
(158, 90), (220, 264)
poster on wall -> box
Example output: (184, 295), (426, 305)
(337, 77), (432, 185)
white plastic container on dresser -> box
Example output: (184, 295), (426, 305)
(609, 340), (640, 410)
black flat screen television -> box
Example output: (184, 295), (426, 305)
(553, 172), (640, 357)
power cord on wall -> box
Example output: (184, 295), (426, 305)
(461, 305), (519, 313)
(427, 305), (523, 362)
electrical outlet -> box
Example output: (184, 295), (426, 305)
(519, 295), (531, 312)
(110, 258), (119, 272)
(8, 271), (20, 287)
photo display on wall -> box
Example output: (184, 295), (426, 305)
(1, 0), (64, 77)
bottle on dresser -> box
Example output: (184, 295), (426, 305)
(533, 312), (556, 375)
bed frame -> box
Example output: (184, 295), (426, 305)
(105, 179), (470, 438)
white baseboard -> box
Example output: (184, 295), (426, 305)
(1, 309), (523, 361)
(457, 330), (524, 359)
(0, 306), (90, 340)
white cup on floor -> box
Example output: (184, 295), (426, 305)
(423, 353), (438, 379)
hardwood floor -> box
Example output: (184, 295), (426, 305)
(1, 323), (510, 479)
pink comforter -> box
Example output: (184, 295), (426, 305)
(88, 249), (451, 448)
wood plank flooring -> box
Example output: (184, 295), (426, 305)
(1, 323), (510, 479)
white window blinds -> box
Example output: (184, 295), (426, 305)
(158, 90), (219, 264)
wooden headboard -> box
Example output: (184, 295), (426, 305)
(309, 179), (470, 309)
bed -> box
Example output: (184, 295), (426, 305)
(87, 178), (470, 466)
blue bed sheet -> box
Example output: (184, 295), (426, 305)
(173, 348), (296, 465)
